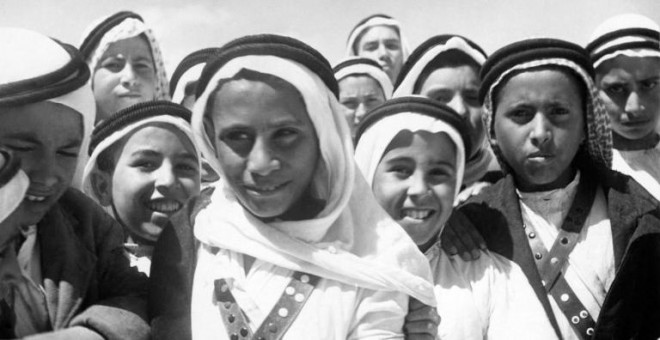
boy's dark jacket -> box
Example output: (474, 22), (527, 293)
(456, 161), (660, 340)
(0, 189), (150, 340)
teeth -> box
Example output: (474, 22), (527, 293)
(25, 194), (46, 202)
(402, 209), (433, 220)
(148, 201), (182, 213)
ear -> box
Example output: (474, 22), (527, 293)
(90, 171), (113, 206)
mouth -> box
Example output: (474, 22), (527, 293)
(243, 181), (289, 196)
(527, 152), (555, 161)
(621, 119), (651, 127)
(118, 92), (142, 98)
(25, 194), (47, 202)
(24, 188), (54, 203)
(145, 199), (183, 214)
(400, 208), (436, 221)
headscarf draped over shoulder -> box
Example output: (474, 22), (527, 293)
(345, 14), (411, 59)
(333, 56), (393, 99)
(0, 27), (96, 189)
(479, 38), (613, 172)
(80, 10), (170, 100)
(191, 34), (435, 306)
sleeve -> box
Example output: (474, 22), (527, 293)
(347, 288), (407, 340)
(70, 196), (150, 340)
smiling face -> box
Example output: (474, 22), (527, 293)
(96, 124), (200, 242)
(357, 26), (404, 82)
(372, 130), (457, 248)
(338, 75), (386, 136)
(493, 69), (585, 192)
(209, 77), (319, 220)
(0, 102), (82, 226)
(419, 65), (485, 155)
(92, 35), (157, 123)
(595, 55), (660, 141)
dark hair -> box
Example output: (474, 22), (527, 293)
(413, 50), (481, 94)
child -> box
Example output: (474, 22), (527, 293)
(587, 13), (660, 201)
(148, 34), (436, 340)
(345, 14), (410, 83)
(82, 100), (201, 275)
(334, 57), (392, 139)
(355, 96), (556, 339)
(79, 10), (170, 124)
(457, 38), (660, 338)
(0, 27), (148, 339)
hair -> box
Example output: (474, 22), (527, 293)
(413, 50), (481, 94)
(203, 68), (307, 143)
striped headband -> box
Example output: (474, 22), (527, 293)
(170, 47), (222, 101)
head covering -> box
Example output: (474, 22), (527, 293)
(354, 96), (469, 205)
(80, 10), (170, 101)
(480, 38), (613, 172)
(0, 148), (29, 224)
(170, 47), (221, 104)
(333, 57), (393, 99)
(192, 34), (435, 305)
(587, 13), (660, 69)
(393, 34), (487, 96)
(82, 100), (201, 203)
(345, 14), (410, 59)
(0, 27), (96, 189)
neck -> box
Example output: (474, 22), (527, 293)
(262, 190), (325, 223)
(613, 132), (660, 151)
(516, 166), (578, 193)
(418, 231), (440, 254)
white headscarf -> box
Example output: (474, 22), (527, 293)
(0, 27), (96, 189)
(0, 153), (28, 224)
(334, 57), (394, 99)
(354, 109), (466, 206)
(191, 54), (435, 305)
(589, 13), (660, 68)
(345, 15), (411, 59)
(82, 16), (170, 101)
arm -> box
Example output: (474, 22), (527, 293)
(348, 288), (409, 340)
(440, 209), (487, 261)
(403, 298), (439, 340)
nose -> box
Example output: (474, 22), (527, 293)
(376, 44), (389, 60)
(120, 63), (139, 88)
(529, 113), (551, 146)
(447, 95), (468, 117)
(407, 170), (429, 198)
(28, 153), (58, 188)
(154, 162), (177, 192)
(247, 138), (280, 176)
(624, 91), (644, 118)
(354, 103), (367, 124)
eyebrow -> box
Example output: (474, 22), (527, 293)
(3, 132), (81, 147)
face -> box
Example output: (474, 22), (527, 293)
(419, 65), (485, 155)
(494, 70), (585, 192)
(338, 75), (386, 137)
(596, 56), (660, 140)
(0, 102), (82, 225)
(357, 26), (404, 82)
(210, 79), (319, 220)
(92, 35), (157, 123)
(99, 124), (200, 242)
(372, 131), (457, 247)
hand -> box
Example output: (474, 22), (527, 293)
(404, 297), (440, 340)
(441, 209), (486, 261)
(456, 181), (491, 204)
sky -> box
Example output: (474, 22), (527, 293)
(1, 0), (659, 75)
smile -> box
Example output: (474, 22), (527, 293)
(243, 182), (289, 195)
(25, 194), (47, 202)
(401, 208), (435, 220)
(146, 199), (183, 213)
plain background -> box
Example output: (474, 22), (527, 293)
(1, 0), (659, 74)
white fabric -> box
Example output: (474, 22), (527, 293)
(346, 16), (410, 59)
(82, 17), (170, 101)
(171, 63), (205, 104)
(426, 244), (558, 340)
(192, 247), (409, 340)
(334, 58), (393, 99)
(590, 13), (660, 68)
(354, 111), (466, 206)
(189, 53), (435, 338)
(82, 115), (202, 204)
(393, 36), (486, 97)
(0, 169), (28, 224)
(612, 141), (660, 201)
(518, 173), (615, 340)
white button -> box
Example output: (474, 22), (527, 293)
(285, 286), (295, 295)
(294, 293), (304, 302)
(586, 328), (594, 335)
(561, 294), (569, 302)
(550, 257), (558, 265)
(278, 307), (289, 317)
(571, 316), (580, 324)
(300, 274), (310, 283)
(579, 310), (588, 318)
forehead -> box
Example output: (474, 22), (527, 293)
(0, 101), (82, 136)
(498, 69), (582, 102)
(384, 130), (457, 162)
(422, 65), (480, 89)
(102, 35), (153, 59)
(596, 55), (660, 80)
(359, 25), (400, 44)
(339, 75), (383, 95)
(122, 123), (196, 154)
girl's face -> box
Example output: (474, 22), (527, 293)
(210, 78), (319, 220)
(0, 102), (82, 226)
(419, 65), (485, 155)
(494, 69), (585, 192)
(357, 26), (403, 82)
(98, 124), (200, 242)
(372, 131), (457, 247)
(338, 75), (386, 136)
(596, 55), (660, 140)
(92, 35), (157, 123)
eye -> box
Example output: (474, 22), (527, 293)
(389, 164), (412, 179)
(273, 128), (300, 146)
(100, 58), (125, 73)
(550, 107), (570, 116)
(428, 91), (452, 104)
(57, 148), (79, 158)
(641, 79), (658, 91)
(504, 107), (533, 123)
(133, 160), (158, 172)
(5, 144), (33, 153)
(605, 83), (627, 96)
(362, 42), (378, 52)
(175, 160), (199, 175)
(222, 130), (252, 143)
(427, 167), (453, 184)
(463, 91), (480, 106)
(385, 41), (401, 50)
(340, 99), (358, 110)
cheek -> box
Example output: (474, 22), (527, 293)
(92, 70), (117, 93)
(372, 176), (402, 214)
